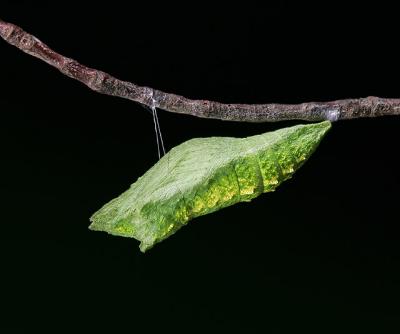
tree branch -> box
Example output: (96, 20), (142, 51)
(1, 18), (400, 123)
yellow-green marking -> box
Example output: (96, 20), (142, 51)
(89, 121), (331, 252)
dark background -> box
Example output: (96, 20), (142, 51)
(1, 2), (399, 332)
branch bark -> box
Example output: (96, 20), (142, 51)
(1, 18), (400, 123)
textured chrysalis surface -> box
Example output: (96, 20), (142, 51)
(90, 121), (331, 252)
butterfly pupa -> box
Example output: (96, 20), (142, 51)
(89, 121), (331, 252)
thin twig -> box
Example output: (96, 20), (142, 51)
(1, 18), (400, 123)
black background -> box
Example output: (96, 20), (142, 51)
(1, 2), (400, 332)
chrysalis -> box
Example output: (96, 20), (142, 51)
(89, 121), (331, 252)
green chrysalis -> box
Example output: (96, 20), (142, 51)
(89, 121), (331, 252)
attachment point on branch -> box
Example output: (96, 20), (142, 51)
(0, 18), (399, 123)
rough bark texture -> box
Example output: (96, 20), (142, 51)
(1, 18), (400, 123)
